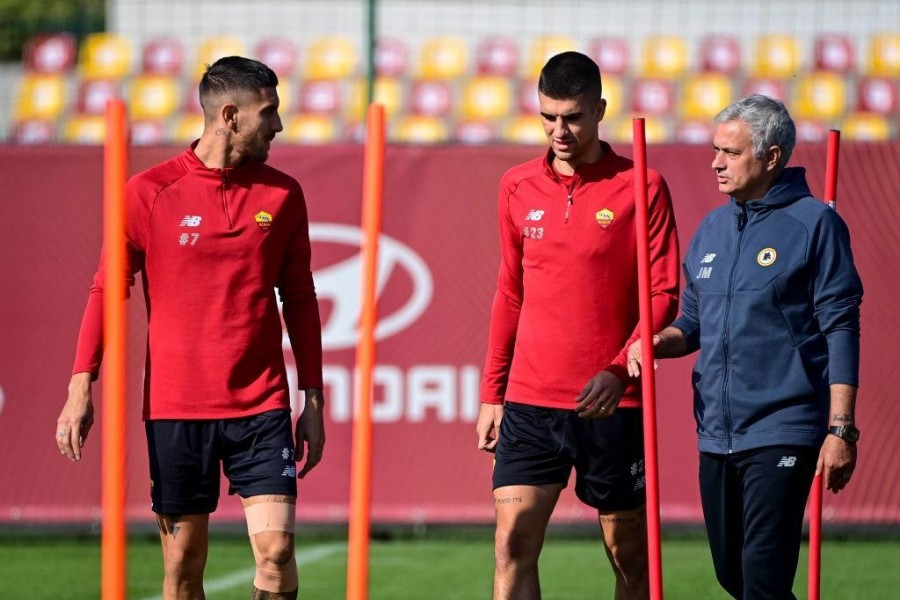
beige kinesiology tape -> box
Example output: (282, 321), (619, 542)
(245, 500), (297, 536)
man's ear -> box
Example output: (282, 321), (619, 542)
(766, 145), (782, 171)
(222, 104), (239, 131)
(596, 98), (607, 122)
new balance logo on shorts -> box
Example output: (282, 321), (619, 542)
(777, 456), (797, 468)
(281, 465), (297, 477)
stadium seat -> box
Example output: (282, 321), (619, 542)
(454, 120), (498, 144)
(856, 77), (898, 115)
(61, 115), (106, 144)
(23, 33), (76, 74)
(699, 35), (741, 75)
(392, 115), (449, 144)
(631, 79), (675, 116)
(752, 34), (801, 78)
(517, 79), (540, 115)
(195, 36), (246, 76)
(794, 119), (827, 142)
(74, 78), (121, 116)
(14, 74), (67, 120)
(841, 112), (892, 141)
(348, 77), (403, 121)
(11, 119), (56, 144)
(375, 38), (409, 77)
(141, 37), (184, 75)
(588, 38), (629, 76)
(254, 37), (297, 77)
(305, 36), (357, 79)
(641, 36), (688, 79)
(130, 119), (168, 145)
(419, 36), (468, 79)
(170, 114), (205, 144)
(408, 80), (454, 117)
(675, 120), (714, 144)
(743, 78), (788, 102)
(599, 75), (624, 120)
(526, 35), (577, 78)
(607, 114), (669, 144)
(502, 114), (546, 145)
(867, 33), (900, 77)
(792, 72), (847, 120)
(297, 79), (342, 115)
(475, 38), (519, 76)
(78, 33), (133, 79)
(680, 73), (733, 120)
(814, 35), (855, 73)
(282, 114), (339, 144)
(183, 81), (204, 114)
(276, 80), (294, 115)
(128, 75), (181, 120)
(460, 76), (512, 120)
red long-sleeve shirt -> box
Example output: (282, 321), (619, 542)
(73, 145), (323, 420)
(481, 144), (680, 410)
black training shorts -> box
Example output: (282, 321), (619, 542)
(493, 401), (646, 511)
(146, 409), (297, 514)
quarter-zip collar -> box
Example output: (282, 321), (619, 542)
(542, 141), (620, 186)
(729, 167), (812, 226)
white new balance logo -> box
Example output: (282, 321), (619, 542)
(281, 466), (297, 477)
(777, 456), (797, 468)
(701, 253), (717, 264)
(180, 215), (202, 227)
(525, 209), (545, 221)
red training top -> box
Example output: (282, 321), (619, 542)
(481, 144), (680, 410)
(72, 144), (323, 420)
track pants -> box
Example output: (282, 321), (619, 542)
(699, 446), (818, 600)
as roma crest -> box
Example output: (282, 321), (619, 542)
(595, 208), (615, 230)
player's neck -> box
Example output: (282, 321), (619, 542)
(194, 129), (243, 169)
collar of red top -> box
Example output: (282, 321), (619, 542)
(542, 141), (619, 185)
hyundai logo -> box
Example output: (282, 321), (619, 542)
(283, 223), (433, 351)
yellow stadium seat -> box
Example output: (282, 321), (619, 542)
(129, 75), (181, 120)
(419, 36), (468, 79)
(61, 115), (106, 144)
(195, 36), (246, 76)
(680, 73), (733, 120)
(526, 35), (577, 78)
(607, 115), (670, 144)
(792, 72), (847, 120)
(15, 74), (67, 120)
(170, 114), (205, 144)
(641, 36), (688, 79)
(460, 76), (512, 120)
(753, 35), (802, 78)
(79, 33), (133, 79)
(276, 80), (293, 116)
(348, 77), (403, 121)
(867, 33), (900, 77)
(282, 114), (339, 144)
(600, 75), (624, 120)
(502, 115), (546, 145)
(841, 112), (892, 141)
(392, 115), (449, 144)
(305, 37), (357, 79)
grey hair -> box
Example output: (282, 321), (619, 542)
(715, 94), (796, 169)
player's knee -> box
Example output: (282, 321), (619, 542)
(254, 531), (295, 568)
(606, 535), (648, 585)
(494, 526), (541, 567)
(163, 546), (206, 584)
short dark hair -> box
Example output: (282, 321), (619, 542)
(198, 56), (278, 117)
(538, 51), (602, 101)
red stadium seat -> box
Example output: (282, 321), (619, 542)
(794, 119), (827, 143)
(131, 120), (168, 145)
(297, 79), (342, 115)
(631, 79), (675, 115)
(588, 38), (629, 76)
(517, 79), (540, 115)
(699, 35), (741, 75)
(11, 119), (56, 144)
(75, 78), (122, 115)
(375, 38), (409, 77)
(408, 80), (454, 117)
(814, 35), (855, 73)
(454, 120), (498, 144)
(475, 38), (519, 76)
(254, 38), (297, 77)
(675, 120), (714, 144)
(743, 78), (788, 102)
(141, 38), (184, 75)
(856, 77), (898, 115)
(183, 80), (203, 114)
(23, 33), (76, 74)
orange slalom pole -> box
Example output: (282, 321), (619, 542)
(633, 118), (664, 600)
(346, 103), (385, 600)
(102, 99), (128, 600)
(808, 129), (840, 600)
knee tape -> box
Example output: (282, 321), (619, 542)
(253, 564), (298, 594)
(245, 500), (296, 536)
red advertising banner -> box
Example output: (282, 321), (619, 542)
(1, 142), (897, 526)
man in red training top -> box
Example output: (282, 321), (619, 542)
(55, 56), (324, 600)
(477, 51), (680, 599)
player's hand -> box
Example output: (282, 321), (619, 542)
(818, 434), (857, 494)
(626, 336), (661, 378)
(56, 372), (95, 462)
(574, 371), (625, 419)
(296, 388), (326, 478)
(476, 403), (504, 452)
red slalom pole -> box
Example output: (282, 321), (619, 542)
(633, 118), (664, 600)
(808, 129), (840, 600)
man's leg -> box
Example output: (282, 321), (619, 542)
(699, 452), (744, 598)
(243, 494), (298, 600)
(156, 513), (210, 600)
(598, 505), (648, 600)
(493, 483), (563, 600)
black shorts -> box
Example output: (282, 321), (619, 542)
(146, 409), (297, 515)
(493, 401), (646, 511)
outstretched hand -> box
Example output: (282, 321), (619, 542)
(56, 373), (95, 462)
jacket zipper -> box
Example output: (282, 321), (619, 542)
(722, 203), (748, 453)
(221, 171), (233, 229)
(564, 180), (575, 223)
